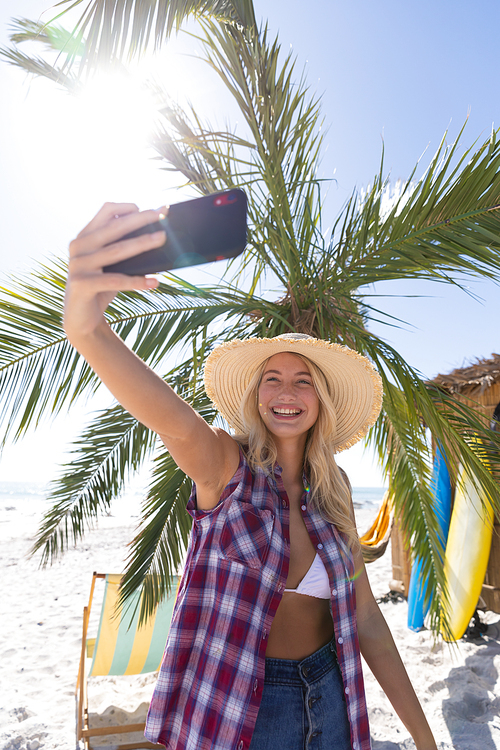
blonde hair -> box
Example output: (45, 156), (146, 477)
(234, 353), (359, 551)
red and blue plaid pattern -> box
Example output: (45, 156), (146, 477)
(145, 450), (371, 750)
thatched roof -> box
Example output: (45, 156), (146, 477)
(430, 353), (500, 396)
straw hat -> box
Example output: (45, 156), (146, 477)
(204, 333), (383, 453)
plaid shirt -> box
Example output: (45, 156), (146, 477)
(145, 450), (371, 750)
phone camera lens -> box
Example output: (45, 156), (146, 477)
(214, 192), (238, 206)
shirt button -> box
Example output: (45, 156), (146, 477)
(345, 686), (350, 694)
(317, 543), (323, 550)
(331, 589), (337, 596)
(282, 500), (287, 507)
(338, 637), (344, 644)
(301, 504), (306, 511)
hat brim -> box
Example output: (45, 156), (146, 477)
(204, 336), (383, 453)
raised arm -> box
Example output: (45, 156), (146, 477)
(64, 202), (239, 507)
(353, 548), (438, 750)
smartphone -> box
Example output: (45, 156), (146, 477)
(103, 189), (247, 275)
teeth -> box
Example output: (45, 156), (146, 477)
(272, 408), (301, 415)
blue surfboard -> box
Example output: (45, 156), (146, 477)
(407, 443), (452, 631)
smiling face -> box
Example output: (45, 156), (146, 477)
(257, 352), (320, 442)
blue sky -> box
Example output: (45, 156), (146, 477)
(1, 0), (499, 485)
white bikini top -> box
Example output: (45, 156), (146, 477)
(283, 553), (331, 599)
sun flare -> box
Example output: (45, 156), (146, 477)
(77, 70), (160, 158)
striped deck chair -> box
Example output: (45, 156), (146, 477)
(76, 572), (178, 750)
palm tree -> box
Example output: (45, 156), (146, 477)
(2, 0), (500, 636)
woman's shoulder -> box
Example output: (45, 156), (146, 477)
(187, 442), (259, 516)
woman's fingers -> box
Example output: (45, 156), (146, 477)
(71, 206), (166, 259)
(76, 202), (140, 239)
(101, 227), (166, 268)
(69, 226), (166, 276)
(64, 203), (165, 342)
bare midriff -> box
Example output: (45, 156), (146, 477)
(266, 594), (334, 660)
(265, 486), (334, 661)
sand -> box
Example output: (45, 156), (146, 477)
(2, 498), (500, 750)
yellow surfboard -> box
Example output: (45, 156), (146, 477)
(442, 463), (494, 641)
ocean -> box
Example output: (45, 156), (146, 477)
(0, 480), (145, 541)
(0, 481), (387, 542)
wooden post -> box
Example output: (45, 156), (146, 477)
(482, 521), (500, 612)
(390, 516), (411, 596)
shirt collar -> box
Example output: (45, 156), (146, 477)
(267, 462), (310, 501)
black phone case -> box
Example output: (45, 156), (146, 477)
(103, 189), (247, 275)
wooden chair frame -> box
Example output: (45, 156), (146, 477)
(76, 572), (165, 750)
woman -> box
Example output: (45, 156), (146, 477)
(65, 203), (438, 750)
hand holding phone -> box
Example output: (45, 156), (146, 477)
(103, 189), (247, 275)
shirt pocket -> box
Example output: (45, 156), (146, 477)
(218, 501), (275, 568)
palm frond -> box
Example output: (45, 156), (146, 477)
(334, 126), (500, 289)
(0, 17), (83, 88)
(197, 20), (325, 287)
(0, 263), (264, 443)
(366, 396), (451, 638)
(0, 262), (98, 445)
(44, 0), (256, 70)
(32, 404), (157, 564)
(121, 449), (193, 625)
(8, 16), (86, 57)
(0, 43), (81, 90)
(149, 20), (326, 293)
(365, 344), (500, 638)
(31, 351), (219, 568)
(152, 98), (257, 194)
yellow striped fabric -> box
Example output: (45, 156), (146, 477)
(89, 574), (179, 677)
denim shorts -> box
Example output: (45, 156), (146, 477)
(249, 639), (352, 750)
